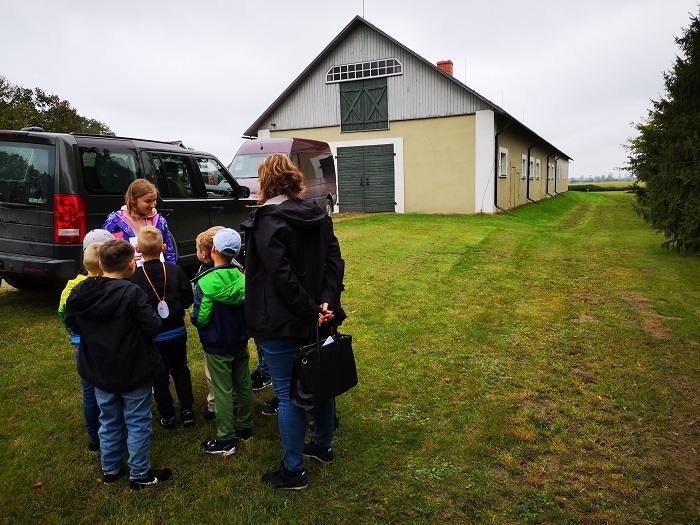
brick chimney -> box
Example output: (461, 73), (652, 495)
(437, 60), (453, 76)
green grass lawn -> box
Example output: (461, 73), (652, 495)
(1, 191), (699, 524)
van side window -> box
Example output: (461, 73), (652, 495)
(298, 152), (334, 180)
(81, 148), (138, 194)
(149, 154), (194, 199)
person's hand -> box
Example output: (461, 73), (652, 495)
(318, 302), (334, 325)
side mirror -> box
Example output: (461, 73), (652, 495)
(238, 185), (251, 198)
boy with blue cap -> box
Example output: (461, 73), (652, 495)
(190, 228), (253, 456)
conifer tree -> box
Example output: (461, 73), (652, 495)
(626, 11), (700, 251)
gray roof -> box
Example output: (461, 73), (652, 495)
(243, 16), (570, 160)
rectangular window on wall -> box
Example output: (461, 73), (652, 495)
(535, 159), (541, 180)
(340, 77), (388, 132)
(498, 148), (508, 178)
(521, 155), (527, 179)
(548, 163), (554, 180)
(529, 158), (535, 180)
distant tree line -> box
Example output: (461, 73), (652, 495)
(572, 174), (637, 183)
(0, 76), (113, 135)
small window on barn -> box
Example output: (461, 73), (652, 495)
(535, 159), (541, 180)
(529, 158), (535, 180)
(548, 163), (554, 180)
(498, 148), (508, 178)
(521, 155), (527, 180)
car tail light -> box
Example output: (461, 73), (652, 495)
(54, 194), (87, 244)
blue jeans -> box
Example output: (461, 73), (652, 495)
(255, 344), (270, 377)
(94, 382), (153, 479)
(74, 345), (100, 444)
(258, 337), (335, 472)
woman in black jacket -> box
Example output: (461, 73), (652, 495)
(242, 154), (345, 490)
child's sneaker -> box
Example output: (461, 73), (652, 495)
(201, 438), (236, 456)
(88, 441), (101, 453)
(102, 470), (122, 484)
(251, 370), (272, 390)
(160, 415), (176, 431)
(202, 410), (216, 421)
(234, 427), (253, 442)
(262, 462), (308, 490)
(262, 396), (279, 415)
(181, 409), (196, 427)
(303, 439), (335, 463)
(129, 468), (173, 491)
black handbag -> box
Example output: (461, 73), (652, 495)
(290, 324), (358, 410)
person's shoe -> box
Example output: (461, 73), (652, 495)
(102, 470), (122, 484)
(234, 427), (253, 442)
(303, 439), (335, 464)
(202, 409), (216, 421)
(129, 468), (172, 491)
(308, 415), (340, 432)
(181, 409), (196, 427)
(200, 438), (236, 456)
(264, 396), (277, 406)
(251, 370), (272, 390)
(262, 397), (279, 415)
(262, 462), (308, 490)
(160, 415), (176, 431)
(88, 441), (101, 453)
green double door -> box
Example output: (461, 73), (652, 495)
(337, 144), (395, 213)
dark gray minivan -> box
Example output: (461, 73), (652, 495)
(227, 137), (337, 215)
(0, 128), (250, 290)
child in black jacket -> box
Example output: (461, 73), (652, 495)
(65, 239), (172, 490)
(131, 226), (195, 430)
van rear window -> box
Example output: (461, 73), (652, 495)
(0, 142), (55, 205)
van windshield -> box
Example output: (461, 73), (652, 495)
(0, 142), (55, 205)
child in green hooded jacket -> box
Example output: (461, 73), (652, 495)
(190, 228), (252, 456)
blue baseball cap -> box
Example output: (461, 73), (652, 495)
(213, 228), (241, 257)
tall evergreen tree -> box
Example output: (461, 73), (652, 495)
(626, 11), (700, 252)
(0, 76), (113, 135)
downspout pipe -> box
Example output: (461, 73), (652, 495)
(494, 117), (514, 215)
(546, 152), (555, 197)
(526, 142), (539, 204)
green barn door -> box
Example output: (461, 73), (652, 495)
(337, 145), (395, 212)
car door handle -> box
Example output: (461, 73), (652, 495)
(210, 206), (224, 213)
(159, 207), (175, 216)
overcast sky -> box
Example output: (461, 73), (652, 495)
(2, 0), (697, 178)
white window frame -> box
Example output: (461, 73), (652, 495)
(535, 159), (541, 180)
(521, 154), (527, 180)
(498, 147), (508, 178)
(529, 158), (535, 180)
(548, 163), (554, 180)
(326, 58), (403, 83)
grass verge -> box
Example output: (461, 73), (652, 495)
(1, 191), (699, 524)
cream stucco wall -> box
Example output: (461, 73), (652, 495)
(270, 114), (478, 214)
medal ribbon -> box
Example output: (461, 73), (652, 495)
(143, 262), (167, 307)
